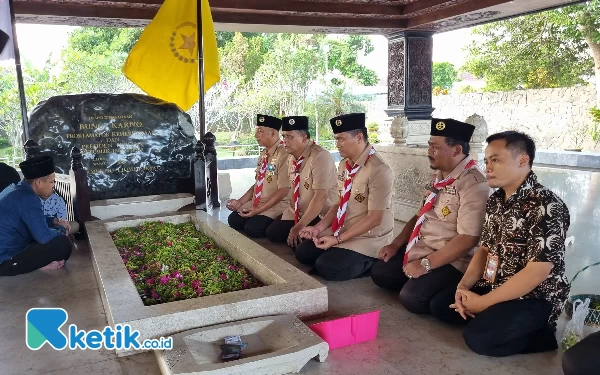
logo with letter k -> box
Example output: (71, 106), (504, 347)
(26, 308), (68, 350)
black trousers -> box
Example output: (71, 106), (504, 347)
(265, 217), (320, 244)
(0, 236), (72, 276)
(370, 245), (464, 314)
(227, 211), (274, 238)
(430, 285), (558, 357)
(562, 330), (600, 375)
(295, 239), (375, 281)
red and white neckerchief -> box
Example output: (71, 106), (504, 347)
(332, 146), (376, 236)
(292, 156), (306, 224)
(253, 151), (270, 208)
(403, 159), (477, 265)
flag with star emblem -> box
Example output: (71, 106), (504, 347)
(122, 0), (220, 111)
(0, 0), (15, 60)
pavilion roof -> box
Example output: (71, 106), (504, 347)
(13, 0), (586, 34)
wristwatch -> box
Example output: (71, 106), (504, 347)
(420, 258), (432, 273)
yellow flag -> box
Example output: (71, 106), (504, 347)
(122, 0), (220, 111)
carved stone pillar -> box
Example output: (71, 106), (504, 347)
(385, 31), (434, 121)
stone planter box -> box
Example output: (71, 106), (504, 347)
(86, 211), (328, 356)
(155, 314), (329, 375)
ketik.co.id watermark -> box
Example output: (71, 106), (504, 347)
(26, 308), (172, 350)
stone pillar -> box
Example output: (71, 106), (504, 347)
(70, 147), (92, 223)
(193, 140), (211, 212)
(385, 31), (434, 121)
(202, 132), (221, 207)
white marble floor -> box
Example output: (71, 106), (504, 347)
(1, 166), (598, 375)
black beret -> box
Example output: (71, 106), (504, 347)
(19, 155), (55, 179)
(329, 113), (366, 134)
(281, 116), (309, 132)
(430, 118), (475, 143)
(256, 114), (282, 131)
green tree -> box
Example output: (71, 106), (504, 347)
(0, 61), (62, 154)
(68, 27), (142, 55)
(327, 35), (379, 86)
(463, 1), (600, 100)
(304, 79), (367, 143)
(433, 62), (458, 90)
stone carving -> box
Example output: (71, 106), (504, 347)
(387, 38), (405, 107)
(407, 37), (433, 106)
(28, 93), (195, 201)
(406, 119), (432, 147)
(308, 27), (388, 34)
(390, 115), (409, 145)
(394, 167), (430, 199)
(465, 113), (488, 153)
(403, 0), (471, 18)
(165, 348), (187, 369)
(414, 11), (502, 31)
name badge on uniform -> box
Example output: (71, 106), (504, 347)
(483, 254), (500, 283)
(444, 186), (457, 195)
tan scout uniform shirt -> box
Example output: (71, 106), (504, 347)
(240, 142), (290, 219)
(321, 145), (394, 258)
(282, 143), (338, 221)
(407, 156), (491, 273)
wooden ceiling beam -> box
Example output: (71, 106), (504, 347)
(209, 0), (404, 16)
(13, 2), (407, 29)
(213, 12), (407, 28)
(98, 0), (404, 15)
(403, 0), (456, 16)
(406, 0), (511, 28)
(13, 2), (157, 20)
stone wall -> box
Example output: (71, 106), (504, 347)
(432, 85), (598, 151)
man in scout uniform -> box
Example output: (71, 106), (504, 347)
(227, 114), (290, 238)
(295, 113), (394, 281)
(370, 118), (491, 315)
(0, 156), (73, 276)
(266, 116), (337, 248)
(431, 131), (570, 357)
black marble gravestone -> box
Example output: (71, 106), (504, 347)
(28, 93), (195, 201)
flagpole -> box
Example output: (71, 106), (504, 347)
(197, 0), (206, 137)
(7, 0), (29, 141)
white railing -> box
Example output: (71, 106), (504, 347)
(0, 156), (23, 169)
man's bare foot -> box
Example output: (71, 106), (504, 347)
(40, 261), (65, 270)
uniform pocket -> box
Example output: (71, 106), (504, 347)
(435, 193), (459, 223)
(351, 183), (369, 204)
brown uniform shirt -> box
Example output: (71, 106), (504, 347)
(282, 143), (338, 221)
(240, 142), (290, 219)
(407, 156), (491, 273)
(321, 145), (394, 258)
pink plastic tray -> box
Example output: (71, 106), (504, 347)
(309, 310), (380, 350)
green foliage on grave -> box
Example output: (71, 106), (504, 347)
(111, 221), (263, 306)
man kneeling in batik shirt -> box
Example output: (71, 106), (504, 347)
(431, 131), (570, 357)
